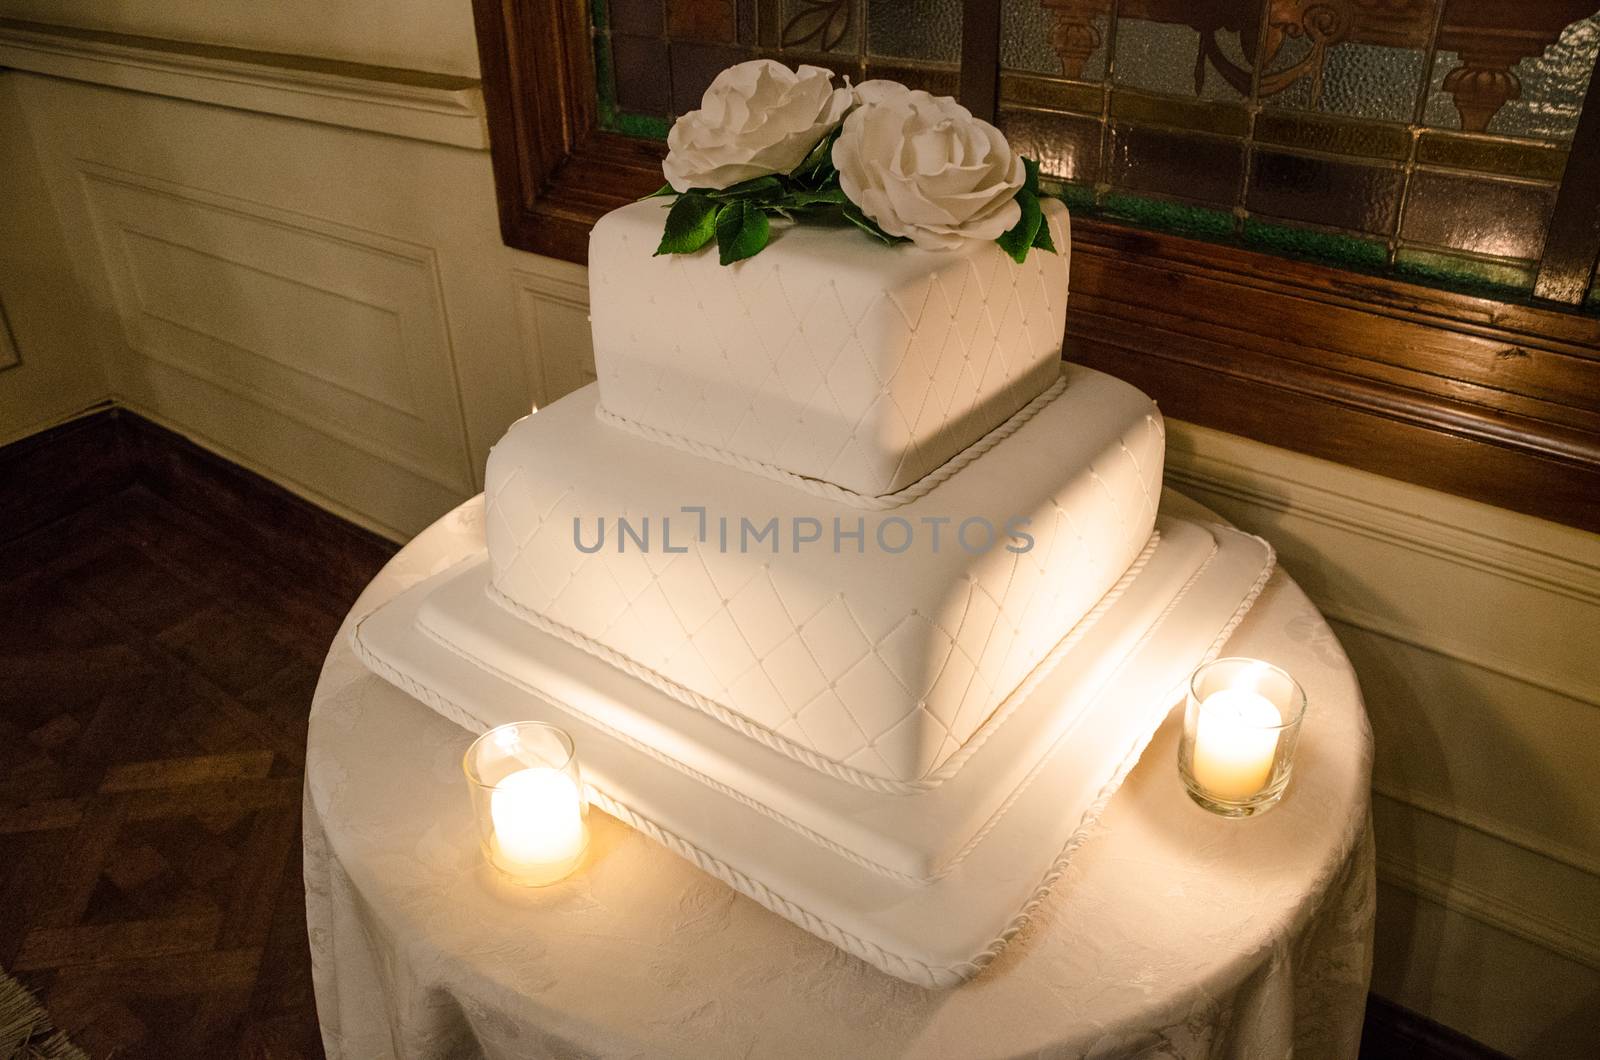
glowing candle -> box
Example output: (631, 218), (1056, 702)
(489, 767), (587, 884)
(1191, 687), (1282, 801)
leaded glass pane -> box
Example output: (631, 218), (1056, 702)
(993, 0), (1600, 301)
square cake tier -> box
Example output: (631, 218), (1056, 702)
(484, 363), (1161, 788)
(587, 197), (1070, 499)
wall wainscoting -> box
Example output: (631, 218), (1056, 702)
(1164, 424), (1600, 1055)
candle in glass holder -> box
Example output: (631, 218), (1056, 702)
(466, 722), (589, 887)
(488, 766), (586, 884)
(1191, 687), (1282, 800)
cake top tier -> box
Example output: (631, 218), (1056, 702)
(589, 197), (1070, 499)
(589, 60), (1071, 500)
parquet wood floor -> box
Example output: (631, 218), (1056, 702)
(2, 413), (396, 1059)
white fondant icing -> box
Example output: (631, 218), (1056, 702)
(350, 517), (1277, 987)
(587, 197), (1071, 498)
(418, 518), (1222, 882)
(485, 364), (1162, 786)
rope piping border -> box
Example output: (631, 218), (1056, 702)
(484, 530), (1163, 797)
(407, 612), (936, 886)
(413, 528), (1242, 885)
(454, 527), (1269, 883)
(346, 532), (1274, 990)
(593, 370), (1072, 511)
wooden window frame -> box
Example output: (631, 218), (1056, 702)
(473, 0), (1600, 532)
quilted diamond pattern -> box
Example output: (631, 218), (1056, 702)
(484, 369), (1163, 784)
(588, 198), (1071, 498)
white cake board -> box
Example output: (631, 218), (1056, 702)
(351, 518), (1273, 987)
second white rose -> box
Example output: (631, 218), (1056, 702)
(832, 88), (1025, 251)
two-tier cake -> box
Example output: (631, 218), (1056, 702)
(353, 62), (1276, 986)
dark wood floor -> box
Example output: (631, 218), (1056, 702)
(1, 411), (395, 1059)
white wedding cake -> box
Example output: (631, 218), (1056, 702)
(354, 61), (1276, 987)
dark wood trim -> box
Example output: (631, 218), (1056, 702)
(1361, 995), (1511, 1060)
(470, 0), (1600, 533)
(0, 407), (396, 600)
(1066, 221), (1600, 529)
(1534, 47), (1600, 305)
(958, 0), (1002, 123)
(471, 0), (613, 260)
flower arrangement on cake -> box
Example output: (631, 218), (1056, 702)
(649, 60), (1056, 265)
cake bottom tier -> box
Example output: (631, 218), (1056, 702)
(351, 517), (1274, 987)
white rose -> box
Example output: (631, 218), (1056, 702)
(662, 60), (853, 193)
(832, 89), (1025, 251)
(850, 79), (912, 107)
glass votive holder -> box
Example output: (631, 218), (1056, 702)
(463, 722), (589, 885)
(1178, 657), (1307, 818)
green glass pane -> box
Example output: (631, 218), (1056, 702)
(1253, 111), (1410, 161)
(1415, 132), (1569, 181)
(1393, 247), (1538, 297)
(1000, 73), (1103, 115)
(1111, 89), (1249, 137)
(1242, 220), (1388, 270)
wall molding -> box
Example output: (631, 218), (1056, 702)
(77, 161), (478, 497)
(509, 266), (596, 407)
(1164, 452), (1600, 608)
(0, 297), (19, 373)
(1374, 783), (1600, 881)
(0, 18), (487, 149)
(1166, 447), (1600, 707)
(1324, 607), (1600, 713)
(1376, 851), (1600, 971)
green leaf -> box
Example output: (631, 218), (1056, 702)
(1031, 211), (1057, 253)
(654, 193), (718, 256)
(792, 128), (842, 188)
(708, 175), (786, 202)
(781, 187), (848, 209)
(714, 200), (771, 265)
(638, 183), (676, 201)
(995, 189), (1042, 264)
(840, 203), (907, 245)
(1021, 156), (1041, 197)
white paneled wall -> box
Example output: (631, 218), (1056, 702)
(0, 71), (111, 442)
(1, 23), (535, 539)
(2, 13), (1597, 1054)
(0, 1), (481, 77)
(1164, 423), (1600, 1057)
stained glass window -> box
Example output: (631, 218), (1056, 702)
(995, 1), (1600, 298)
(594, 0), (1600, 302)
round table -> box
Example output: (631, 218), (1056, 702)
(304, 493), (1375, 1060)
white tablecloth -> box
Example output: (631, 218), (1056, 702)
(305, 493), (1374, 1060)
